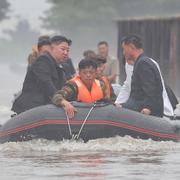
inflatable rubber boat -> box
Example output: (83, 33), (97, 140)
(0, 102), (180, 143)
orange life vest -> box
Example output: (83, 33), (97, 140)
(101, 76), (110, 98)
(71, 76), (104, 103)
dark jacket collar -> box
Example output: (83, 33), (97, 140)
(134, 53), (145, 66)
(45, 52), (59, 68)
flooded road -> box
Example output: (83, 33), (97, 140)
(0, 64), (180, 180)
(1, 137), (180, 180)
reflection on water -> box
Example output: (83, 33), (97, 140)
(1, 137), (180, 180)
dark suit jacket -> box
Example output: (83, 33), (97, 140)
(62, 58), (76, 80)
(12, 53), (66, 114)
(123, 54), (164, 117)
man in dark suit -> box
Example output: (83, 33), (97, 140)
(121, 35), (163, 117)
(12, 35), (72, 114)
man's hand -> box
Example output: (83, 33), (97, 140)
(141, 108), (151, 115)
(61, 100), (77, 118)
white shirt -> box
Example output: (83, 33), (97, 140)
(150, 59), (174, 116)
(115, 63), (133, 104)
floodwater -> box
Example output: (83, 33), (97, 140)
(1, 137), (180, 180)
(1, 64), (180, 180)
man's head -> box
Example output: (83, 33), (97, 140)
(78, 59), (97, 87)
(97, 41), (109, 58)
(83, 50), (96, 59)
(37, 35), (51, 54)
(50, 35), (72, 64)
(121, 34), (143, 62)
(93, 55), (106, 78)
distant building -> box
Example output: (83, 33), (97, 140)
(116, 16), (180, 97)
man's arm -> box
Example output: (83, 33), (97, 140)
(52, 82), (78, 118)
(52, 82), (77, 106)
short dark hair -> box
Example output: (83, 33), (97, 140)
(97, 41), (108, 47)
(83, 50), (96, 59)
(94, 54), (107, 65)
(121, 34), (143, 49)
(78, 59), (97, 70)
(37, 35), (51, 49)
(51, 35), (72, 45)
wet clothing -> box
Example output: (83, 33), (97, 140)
(122, 54), (164, 117)
(52, 75), (110, 106)
(12, 53), (66, 114)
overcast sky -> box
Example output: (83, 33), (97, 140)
(0, 0), (52, 39)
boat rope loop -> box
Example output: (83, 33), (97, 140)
(65, 112), (73, 137)
(66, 103), (96, 140)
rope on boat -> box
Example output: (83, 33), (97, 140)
(75, 103), (96, 140)
(66, 103), (96, 140)
(65, 112), (73, 137)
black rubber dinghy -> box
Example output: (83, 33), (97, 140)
(0, 102), (180, 143)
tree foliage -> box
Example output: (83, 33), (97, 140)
(44, 0), (180, 33)
(44, 0), (119, 35)
(43, 0), (180, 60)
(0, 0), (9, 21)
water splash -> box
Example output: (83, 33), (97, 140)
(0, 136), (180, 154)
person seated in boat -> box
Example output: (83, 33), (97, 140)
(52, 59), (110, 118)
(11, 35), (71, 114)
(94, 54), (117, 102)
(83, 50), (116, 101)
(115, 56), (179, 119)
(119, 34), (165, 117)
(115, 35), (179, 118)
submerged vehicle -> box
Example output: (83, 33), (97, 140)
(0, 102), (180, 143)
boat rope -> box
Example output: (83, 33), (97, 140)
(65, 103), (96, 140)
(75, 103), (96, 140)
(65, 112), (73, 137)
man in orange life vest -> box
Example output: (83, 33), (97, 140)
(52, 59), (109, 118)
